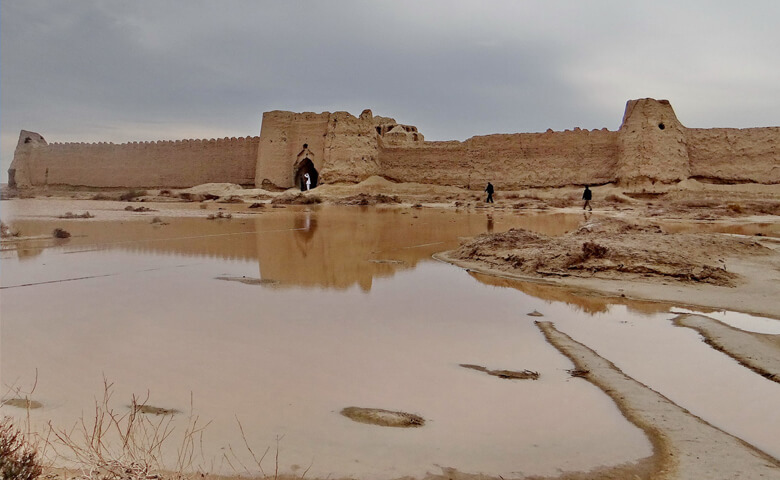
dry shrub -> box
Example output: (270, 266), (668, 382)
(581, 241), (608, 259)
(52, 228), (71, 239)
(0, 417), (43, 480)
(118, 190), (147, 202)
(91, 193), (113, 201)
(124, 206), (155, 213)
(59, 212), (94, 219)
(47, 380), (209, 480)
(158, 189), (172, 196)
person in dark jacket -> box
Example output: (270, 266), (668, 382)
(485, 182), (494, 203)
(582, 185), (593, 211)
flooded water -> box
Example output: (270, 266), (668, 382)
(1, 200), (779, 478)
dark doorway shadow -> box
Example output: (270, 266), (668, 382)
(294, 158), (319, 191)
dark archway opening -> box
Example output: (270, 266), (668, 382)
(294, 158), (319, 191)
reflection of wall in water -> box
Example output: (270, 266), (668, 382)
(254, 208), (493, 291)
(469, 272), (674, 316)
(3, 218), (261, 261)
(6, 208), (537, 291)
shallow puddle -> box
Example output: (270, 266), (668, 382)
(2, 200), (779, 478)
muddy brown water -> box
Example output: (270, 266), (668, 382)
(1, 200), (779, 478)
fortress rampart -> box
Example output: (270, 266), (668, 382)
(378, 130), (619, 189)
(9, 98), (779, 190)
(10, 134), (258, 188)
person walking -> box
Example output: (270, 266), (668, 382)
(582, 185), (593, 211)
(485, 182), (494, 203)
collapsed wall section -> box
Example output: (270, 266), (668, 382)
(379, 129), (619, 189)
(319, 110), (383, 184)
(10, 132), (259, 188)
(687, 127), (780, 184)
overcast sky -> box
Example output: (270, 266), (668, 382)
(2, 1), (779, 183)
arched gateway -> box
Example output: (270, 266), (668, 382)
(294, 157), (318, 191)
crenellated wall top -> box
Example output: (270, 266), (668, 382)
(44, 136), (260, 148)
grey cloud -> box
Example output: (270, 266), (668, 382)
(2, 1), (778, 182)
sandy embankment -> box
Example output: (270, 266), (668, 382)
(673, 314), (780, 382)
(438, 217), (780, 319)
(535, 321), (780, 480)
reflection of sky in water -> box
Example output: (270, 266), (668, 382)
(2, 205), (779, 477)
(672, 308), (780, 334)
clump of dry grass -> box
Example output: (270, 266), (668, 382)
(59, 212), (95, 219)
(0, 417), (43, 480)
(207, 212), (232, 220)
(118, 190), (147, 202)
(46, 380), (210, 480)
(52, 228), (71, 239)
(581, 241), (608, 259)
(124, 206), (156, 213)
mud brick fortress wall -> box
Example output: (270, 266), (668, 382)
(9, 98), (779, 189)
(10, 135), (258, 188)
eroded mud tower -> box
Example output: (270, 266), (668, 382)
(616, 99), (691, 186)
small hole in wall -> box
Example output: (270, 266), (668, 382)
(658, 123), (665, 130)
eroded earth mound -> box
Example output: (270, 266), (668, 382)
(451, 218), (769, 287)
